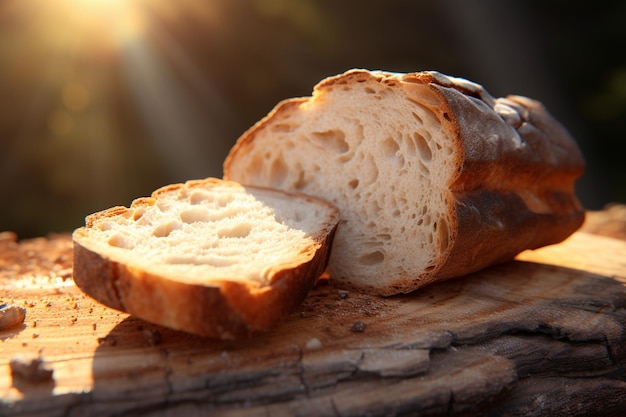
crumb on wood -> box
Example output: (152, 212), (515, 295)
(0, 303), (26, 330)
(10, 357), (54, 383)
(305, 337), (322, 350)
(350, 321), (367, 333)
(143, 328), (162, 346)
(97, 335), (117, 346)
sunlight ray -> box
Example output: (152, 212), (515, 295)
(120, 37), (223, 180)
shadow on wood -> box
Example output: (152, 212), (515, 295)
(78, 260), (626, 416)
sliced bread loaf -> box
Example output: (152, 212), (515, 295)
(224, 69), (585, 296)
(72, 178), (339, 339)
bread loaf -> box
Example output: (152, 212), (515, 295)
(224, 69), (585, 296)
(72, 178), (339, 339)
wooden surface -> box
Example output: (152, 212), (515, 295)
(1, 211), (626, 416)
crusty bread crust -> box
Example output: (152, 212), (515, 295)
(224, 69), (585, 295)
(415, 74), (585, 284)
(73, 179), (338, 339)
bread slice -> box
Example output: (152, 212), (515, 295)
(72, 178), (339, 339)
(224, 69), (585, 296)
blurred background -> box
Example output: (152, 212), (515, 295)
(1, 0), (625, 238)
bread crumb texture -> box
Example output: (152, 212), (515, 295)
(77, 179), (334, 286)
(227, 71), (458, 290)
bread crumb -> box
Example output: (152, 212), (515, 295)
(97, 335), (117, 346)
(350, 321), (367, 333)
(305, 337), (322, 350)
(338, 290), (350, 299)
(0, 304), (26, 330)
(143, 329), (162, 346)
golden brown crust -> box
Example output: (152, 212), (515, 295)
(72, 179), (339, 339)
(424, 78), (585, 282)
(73, 230), (336, 339)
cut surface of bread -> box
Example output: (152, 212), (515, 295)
(72, 178), (339, 339)
(224, 69), (585, 295)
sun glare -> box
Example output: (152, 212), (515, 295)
(47, 0), (147, 50)
(3, 0), (235, 237)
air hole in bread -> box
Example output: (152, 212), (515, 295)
(382, 137), (400, 159)
(189, 190), (211, 205)
(215, 193), (235, 207)
(132, 208), (146, 221)
(355, 122), (365, 142)
(293, 171), (308, 190)
(362, 154), (379, 184)
(407, 98), (439, 125)
(292, 210), (305, 223)
(411, 111), (423, 124)
(364, 87), (376, 94)
(157, 201), (173, 213)
(166, 254), (236, 267)
(412, 132), (432, 162)
(418, 160), (430, 177)
(246, 155), (264, 178)
(403, 134), (417, 158)
(311, 129), (349, 153)
(348, 179), (359, 189)
(180, 207), (210, 224)
(98, 222), (115, 231)
(437, 217), (450, 252)
(153, 221), (182, 238)
(108, 234), (134, 249)
(359, 250), (385, 266)
(269, 156), (288, 185)
(217, 223), (253, 239)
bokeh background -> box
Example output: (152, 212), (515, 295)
(1, 0), (625, 238)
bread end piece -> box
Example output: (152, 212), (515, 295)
(72, 178), (339, 339)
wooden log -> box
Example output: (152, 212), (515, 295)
(1, 209), (626, 416)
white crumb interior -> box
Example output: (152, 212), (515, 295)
(84, 184), (331, 285)
(229, 76), (457, 290)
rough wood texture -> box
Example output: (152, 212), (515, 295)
(1, 208), (626, 416)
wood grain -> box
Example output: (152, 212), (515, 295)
(1, 225), (626, 416)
